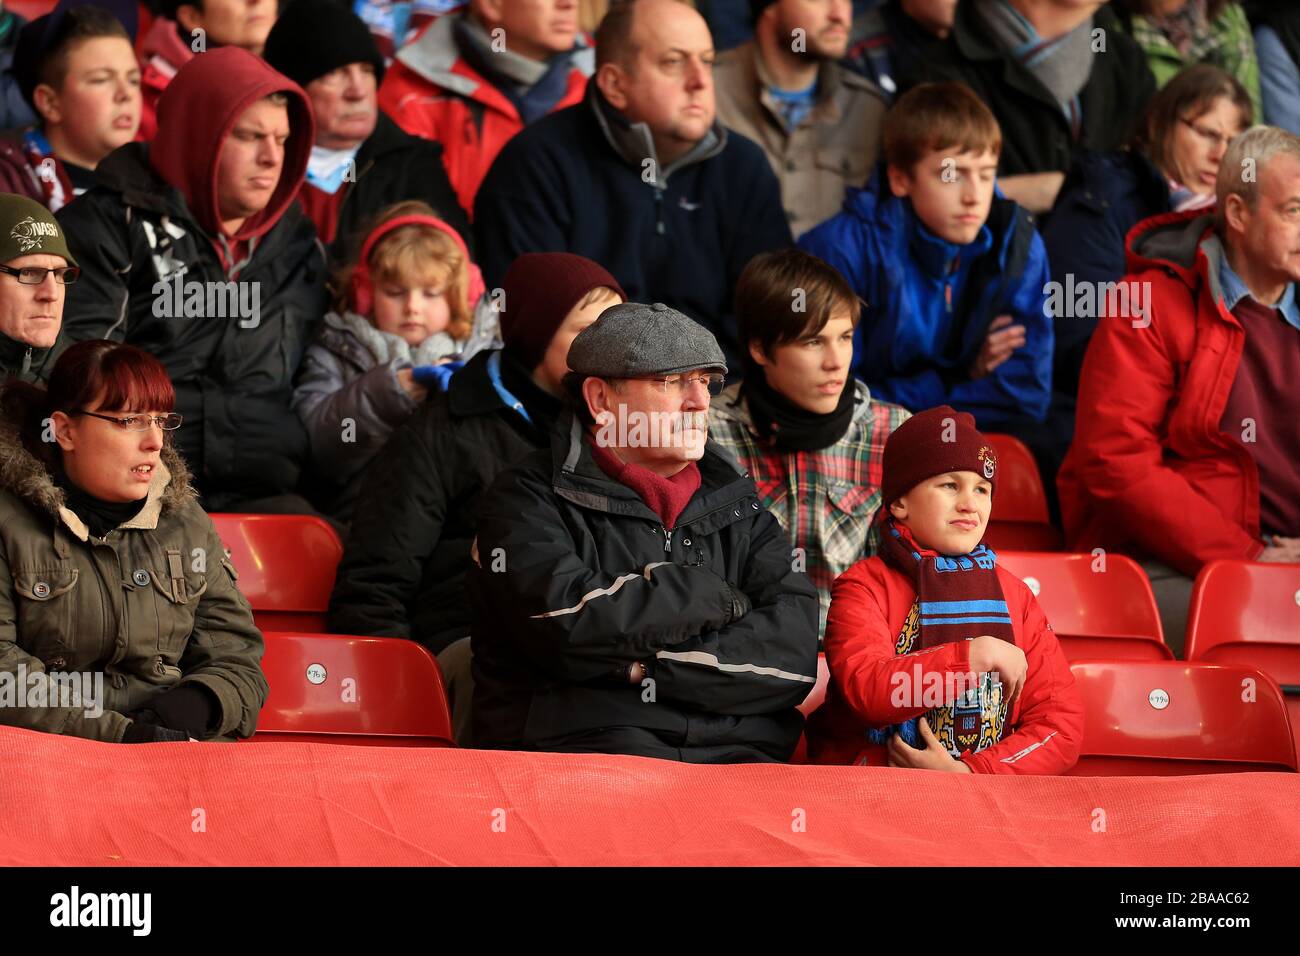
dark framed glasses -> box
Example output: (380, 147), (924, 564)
(0, 263), (80, 285)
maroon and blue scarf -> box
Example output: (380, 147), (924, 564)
(879, 517), (1015, 650)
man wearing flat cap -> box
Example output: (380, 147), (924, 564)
(0, 193), (77, 384)
(468, 301), (820, 762)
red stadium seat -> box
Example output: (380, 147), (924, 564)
(1186, 559), (1300, 756)
(1066, 660), (1296, 775)
(210, 513), (343, 632)
(996, 551), (1170, 661)
(982, 434), (1063, 551)
(246, 632), (454, 747)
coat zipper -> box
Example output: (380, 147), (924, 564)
(662, 526), (673, 553)
(653, 187), (665, 235)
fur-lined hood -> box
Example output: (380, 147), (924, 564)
(0, 394), (197, 540)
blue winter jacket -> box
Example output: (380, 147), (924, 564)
(797, 169), (1052, 429)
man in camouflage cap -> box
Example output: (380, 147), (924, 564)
(0, 192), (77, 383)
(467, 301), (819, 763)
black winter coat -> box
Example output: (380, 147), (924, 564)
(327, 348), (558, 653)
(467, 412), (821, 763)
(327, 112), (471, 266)
(55, 143), (328, 511)
(915, 5), (1156, 178)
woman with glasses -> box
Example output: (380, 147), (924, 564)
(1038, 64), (1252, 495)
(0, 340), (268, 742)
(0, 193), (78, 385)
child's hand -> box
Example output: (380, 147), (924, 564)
(396, 367), (429, 402)
(968, 635), (1027, 708)
(887, 718), (972, 772)
(969, 314), (1026, 380)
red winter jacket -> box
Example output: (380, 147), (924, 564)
(1057, 210), (1267, 578)
(807, 556), (1084, 774)
(377, 14), (592, 216)
(137, 16), (194, 142)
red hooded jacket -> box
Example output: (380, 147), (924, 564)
(377, 13), (591, 216)
(1056, 210), (1267, 577)
(149, 45), (314, 273)
(808, 556), (1084, 774)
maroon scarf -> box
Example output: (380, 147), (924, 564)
(588, 438), (701, 530)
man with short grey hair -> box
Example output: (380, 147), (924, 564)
(1059, 125), (1300, 654)
(467, 301), (819, 762)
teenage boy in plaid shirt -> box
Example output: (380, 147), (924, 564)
(709, 249), (909, 637)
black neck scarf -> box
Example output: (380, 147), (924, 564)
(742, 372), (857, 452)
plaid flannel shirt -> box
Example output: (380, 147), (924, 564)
(708, 380), (910, 637)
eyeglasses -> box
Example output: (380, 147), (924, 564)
(1179, 118), (1236, 152)
(635, 372), (726, 396)
(0, 263), (80, 285)
(73, 410), (183, 431)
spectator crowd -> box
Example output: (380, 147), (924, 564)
(0, 0), (1295, 773)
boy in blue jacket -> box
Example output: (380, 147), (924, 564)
(798, 82), (1052, 434)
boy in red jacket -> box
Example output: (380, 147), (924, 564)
(808, 405), (1083, 773)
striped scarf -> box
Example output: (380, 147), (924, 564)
(868, 517), (1014, 758)
(879, 517), (1014, 649)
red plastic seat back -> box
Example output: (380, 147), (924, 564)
(210, 513), (343, 632)
(985, 433), (1049, 523)
(997, 551), (1169, 660)
(1066, 660), (1296, 775)
(1186, 560), (1300, 758)
(249, 632), (454, 745)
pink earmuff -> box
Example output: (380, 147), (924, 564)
(350, 214), (485, 316)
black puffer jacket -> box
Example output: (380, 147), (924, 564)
(327, 112), (471, 266)
(467, 412), (821, 763)
(55, 143), (327, 511)
(327, 348), (561, 653)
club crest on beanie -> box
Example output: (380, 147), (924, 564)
(0, 194), (77, 267)
(881, 405), (997, 506)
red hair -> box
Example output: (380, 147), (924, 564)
(47, 340), (176, 414)
(2, 341), (176, 470)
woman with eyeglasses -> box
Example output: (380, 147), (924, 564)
(0, 194), (79, 385)
(1035, 64), (1252, 501)
(0, 340), (268, 742)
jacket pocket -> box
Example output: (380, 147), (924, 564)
(148, 570), (209, 660)
(11, 567), (80, 664)
(820, 481), (880, 571)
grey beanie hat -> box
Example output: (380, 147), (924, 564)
(567, 301), (728, 378)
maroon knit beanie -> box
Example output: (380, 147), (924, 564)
(881, 405), (998, 506)
(498, 253), (626, 372)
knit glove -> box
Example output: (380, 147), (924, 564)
(411, 361), (464, 390)
(121, 721), (190, 743)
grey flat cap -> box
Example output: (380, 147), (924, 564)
(567, 301), (728, 378)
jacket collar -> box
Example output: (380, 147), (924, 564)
(1125, 207), (1217, 287)
(585, 82), (727, 189)
(0, 332), (53, 379)
(0, 398), (197, 541)
(735, 40), (845, 127)
(548, 408), (752, 524)
(396, 13), (595, 105)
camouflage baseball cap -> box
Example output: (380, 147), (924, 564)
(0, 193), (77, 268)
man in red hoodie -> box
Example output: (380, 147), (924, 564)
(56, 47), (328, 514)
(138, 0), (278, 140)
(1057, 125), (1300, 653)
(377, 0), (594, 215)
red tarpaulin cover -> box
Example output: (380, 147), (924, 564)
(1, 727), (1296, 866)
